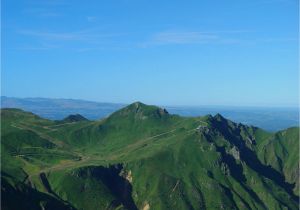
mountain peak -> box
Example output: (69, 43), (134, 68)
(214, 113), (226, 121)
(132, 101), (145, 106)
(129, 101), (147, 110)
(62, 114), (88, 123)
(109, 102), (169, 120)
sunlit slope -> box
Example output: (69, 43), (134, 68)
(1, 103), (299, 210)
(255, 127), (299, 195)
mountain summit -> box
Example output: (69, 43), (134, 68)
(108, 102), (169, 120)
(62, 114), (88, 123)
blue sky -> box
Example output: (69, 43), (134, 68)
(2, 0), (299, 106)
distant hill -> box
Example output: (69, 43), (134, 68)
(1, 103), (299, 210)
(1, 96), (125, 120)
(1, 96), (298, 131)
(61, 114), (89, 123)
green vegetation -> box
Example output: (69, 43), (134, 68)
(1, 103), (299, 210)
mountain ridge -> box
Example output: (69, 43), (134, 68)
(1, 96), (298, 131)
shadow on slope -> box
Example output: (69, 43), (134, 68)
(75, 164), (138, 210)
(211, 115), (298, 201)
(1, 174), (75, 210)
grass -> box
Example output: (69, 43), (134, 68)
(1, 103), (299, 210)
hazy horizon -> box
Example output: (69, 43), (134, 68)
(1, 95), (299, 109)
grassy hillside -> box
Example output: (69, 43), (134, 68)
(1, 103), (299, 210)
(255, 127), (299, 195)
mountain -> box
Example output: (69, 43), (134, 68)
(1, 103), (299, 210)
(1, 96), (299, 131)
(60, 114), (89, 123)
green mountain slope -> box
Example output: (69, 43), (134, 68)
(1, 103), (299, 210)
(255, 127), (299, 195)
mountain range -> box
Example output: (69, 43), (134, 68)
(1, 102), (299, 210)
(1, 96), (299, 131)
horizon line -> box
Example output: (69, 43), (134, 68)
(1, 95), (299, 109)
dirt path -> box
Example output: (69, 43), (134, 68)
(26, 127), (181, 178)
(23, 119), (207, 182)
(14, 122), (67, 148)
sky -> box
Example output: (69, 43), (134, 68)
(2, 0), (299, 107)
